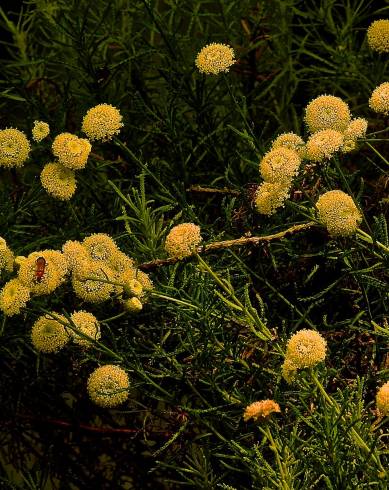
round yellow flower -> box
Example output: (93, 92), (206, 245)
(165, 223), (202, 259)
(254, 182), (290, 216)
(62, 240), (90, 272)
(285, 329), (327, 369)
(344, 118), (368, 140)
(123, 297), (143, 313)
(259, 148), (301, 184)
(376, 381), (389, 416)
(87, 365), (130, 407)
(40, 162), (77, 200)
(0, 128), (31, 168)
(281, 358), (298, 384)
(72, 262), (115, 303)
(369, 82), (389, 114)
(304, 95), (351, 133)
(52, 132), (91, 169)
(271, 132), (306, 158)
(18, 250), (66, 295)
(0, 237), (14, 273)
(0, 278), (30, 316)
(110, 250), (136, 273)
(82, 233), (118, 263)
(316, 190), (362, 236)
(305, 129), (344, 162)
(367, 19), (389, 53)
(82, 104), (123, 142)
(243, 400), (281, 422)
(195, 43), (235, 75)
(70, 310), (101, 347)
(32, 121), (50, 142)
(31, 312), (69, 353)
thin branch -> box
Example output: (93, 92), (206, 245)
(187, 185), (241, 196)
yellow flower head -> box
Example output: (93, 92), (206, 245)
(62, 240), (90, 272)
(72, 262), (115, 303)
(31, 312), (70, 353)
(82, 103), (123, 142)
(376, 381), (389, 416)
(0, 128), (31, 168)
(367, 19), (389, 53)
(305, 129), (344, 162)
(259, 147), (301, 184)
(70, 310), (101, 347)
(18, 250), (66, 295)
(369, 82), (389, 114)
(40, 162), (77, 200)
(286, 329), (327, 369)
(0, 237), (14, 273)
(87, 364), (130, 407)
(52, 132), (91, 170)
(123, 279), (143, 298)
(344, 118), (368, 140)
(316, 190), (362, 236)
(243, 400), (281, 422)
(305, 95), (351, 133)
(134, 270), (153, 294)
(32, 121), (50, 142)
(165, 223), (202, 259)
(195, 43), (235, 75)
(254, 182), (290, 216)
(123, 296), (143, 313)
(0, 278), (30, 316)
(82, 233), (118, 263)
(271, 132), (306, 158)
(110, 250), (136, 273)
(281, 358), (298, 384)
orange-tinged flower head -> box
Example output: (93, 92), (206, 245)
(165, 223), (202, 259)
(367, 19), (389, 53)
(305, 129), (344, 162)
(369, 82), (389, 114)
(243, 399), (281, 422)
(376, 381), (389, 416)
(195, 43), (235, 75)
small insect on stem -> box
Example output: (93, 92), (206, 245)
(35, 256), (47, 283)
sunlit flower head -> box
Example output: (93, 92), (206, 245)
(285, 329), (327, 369)
(123, 296), (143, 313)
(0, 128), (31, 168)
(18, 250), (66, 295)
(52, 133), (91, 170)
(165, 223), (202, 259)
(195, 43), (235, 75)
(367, 19), (389, 53)
(376, 381), (389, 416)
(344, 118), (368, 140)
(0, 278), (30, 316)
(62, 240), (90, 272)
(87, 364), (130, 407)
(40, 162), (77, 200)
(72, 262), (115, 303)
(259, 147), (301, 184)
(31, 312), (70, 353)
(0, 237), (14, 274)
(316, 190), (362, 236)
(369, 82), (389, 114)
(254, 182), (290, 216)
(32, 121), (50, 142)
(305, 129), (344, 162)
(304, 95), (351, 133)
(243, 399), (281, 422)
(110, 250), (136, 273)
(82, 233), (118, 263)
(271, 132), (306, 158)
(82, 103), (123, 142)
(70, 310), (101, 347)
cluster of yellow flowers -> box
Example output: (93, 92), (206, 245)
(164, 223), (202, 259)
(0, 233), (153, 317)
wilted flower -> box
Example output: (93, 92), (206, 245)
(369, 82), (389, 114)
(52, 133), (91, 170)
(87, 365), (130, 407)
(285, 329), (327, 369)
(0, 128), (31, 168)
(304, 95), (351, 133)
(0, 237), (14, 274)
(376, 381), (389, 416)
(31, 312), (70, 353)
(0, 278), (30, 316)
(316, 190), (362, 236)
(165, 223), (202, 259)
(32, 121), (50, 142)
(40, 162), (77, 200)
(195, 43), (235, 75)
(70, 310), (101, 347)
(254, 182), (290, 216)
(82, 103), (123, 142)
(367, 19), (389, 53)
(305, 129), (344, 162)
(259, 147), (301, 184)
(243, 399), (281, 422)
(271, 132), (306, 158)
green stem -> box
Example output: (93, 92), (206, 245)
(262, 425), (290, 490)
(365, 142), (389, 167)
(357, 229), (389, 254)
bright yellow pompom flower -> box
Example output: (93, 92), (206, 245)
(316, 190), (362, 237)
(18, 250), (67, 295)
(271, 132), (306, 158)
(367, 19), (389, 53)
(304, 95), (351, 133)
(62, 240), (90, 272)
(165, 223), (202, 259)
(254, 182), (290, 216)
(286, 329), (327, 369)
(305, 129), (344, 162)
(369, 82), (389, 114)
(82, 104), (123, 142)
(376, 381), (389, 416)
(259, 147), (301, 184)
(87, 365), (130, 407)
(70, 310), (101, 347)
(31, 312), (70, 353)
(195, 43), (235, 75)
(0, 128), (31, 168)
(0, 278), (30, 316)
(82, 233), (119, 263)
(52, 133), (91, 170)
(32, 121), (50, 142)
(40, 162), (77, 200)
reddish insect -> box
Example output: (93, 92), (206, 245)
(35, 256), (47, 283)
